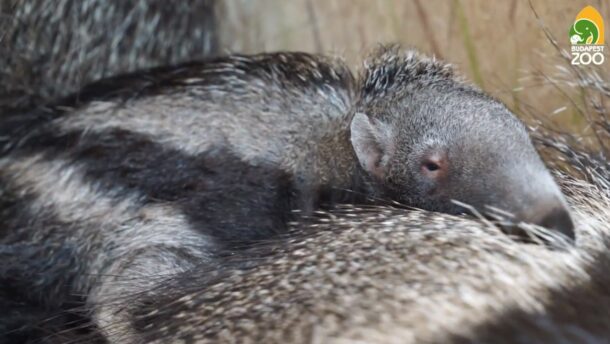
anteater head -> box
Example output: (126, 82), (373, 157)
(350, 46), (574, 239)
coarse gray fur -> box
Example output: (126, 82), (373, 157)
(0, 44), (580, 341)
(126, 165), (610, 344)
(60, 137), (610, 343)
(0, 0), (218, 112)
(0, 48), (598, 343)
(2, 135), (607, 344)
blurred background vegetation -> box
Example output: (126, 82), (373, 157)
(217, 0), (609, 146)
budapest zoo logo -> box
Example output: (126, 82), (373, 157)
(569, 5), (605, 65)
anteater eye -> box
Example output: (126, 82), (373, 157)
(421, 152), (447, 178)
(424, 162), (441, 171)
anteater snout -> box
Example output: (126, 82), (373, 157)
(534, 206), (575, 240)
(523, 199), (575, 240)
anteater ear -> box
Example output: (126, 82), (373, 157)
(350, 112), (394, 179)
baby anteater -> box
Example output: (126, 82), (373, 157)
(7, 44), (573, 238)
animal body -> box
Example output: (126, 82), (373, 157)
(2, 45), (575, 238)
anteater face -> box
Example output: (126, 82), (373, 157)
(350, 83), (575, 240)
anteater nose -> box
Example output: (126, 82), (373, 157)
(534, 206), (575, 240)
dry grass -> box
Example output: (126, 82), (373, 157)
(217, 0), (610, 139)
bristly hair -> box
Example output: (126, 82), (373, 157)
(359, 44), (459, 101)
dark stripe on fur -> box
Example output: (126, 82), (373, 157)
(7, 126), (299, 246)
